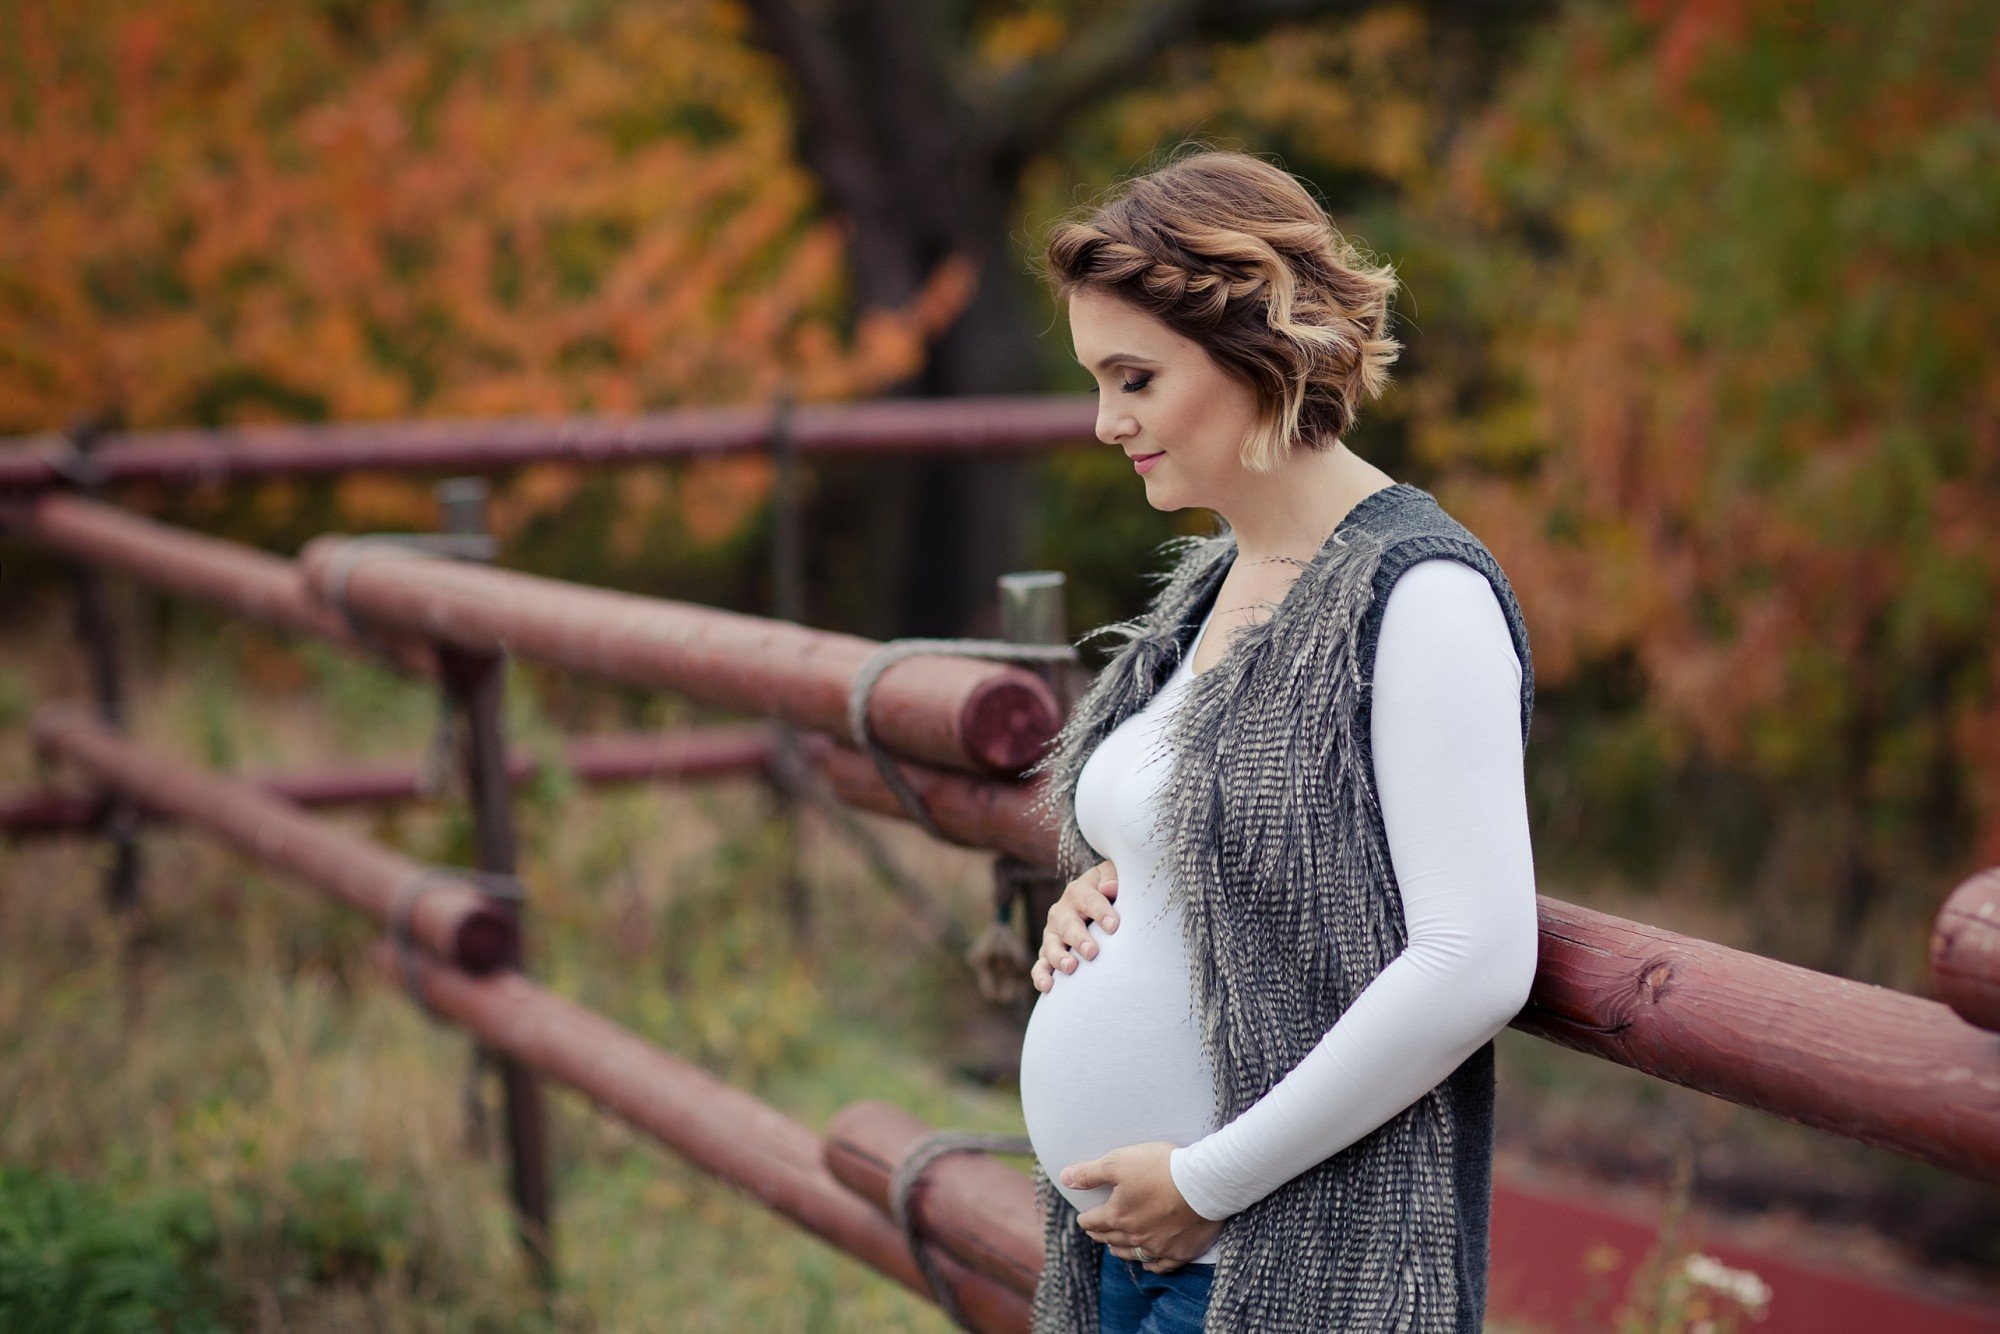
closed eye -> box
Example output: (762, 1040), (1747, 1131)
(1087, 374), (1153, 395)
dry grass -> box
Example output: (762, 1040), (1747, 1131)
(0, 609), (1023, 1330)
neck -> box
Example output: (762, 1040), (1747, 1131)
(1212, 440), (1395, 567)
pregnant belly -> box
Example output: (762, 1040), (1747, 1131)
(1017, 922), (1219, 1218)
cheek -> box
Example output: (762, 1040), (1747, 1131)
(1155, 380), (1242, 469)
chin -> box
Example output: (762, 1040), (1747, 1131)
(1138, 475), (1193, 511)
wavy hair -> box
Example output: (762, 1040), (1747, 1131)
(1035, 146), (1403, 474)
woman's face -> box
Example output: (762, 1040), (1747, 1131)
(1068, 287), (1262, 514)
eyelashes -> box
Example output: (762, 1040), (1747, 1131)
(1088, 374), (1154, 395)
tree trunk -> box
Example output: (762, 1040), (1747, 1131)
(738, 0), (1542, 636)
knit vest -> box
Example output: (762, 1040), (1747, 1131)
(1021, 482), (1535, 1333)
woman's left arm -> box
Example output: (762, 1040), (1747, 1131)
(1165, 556), (1540, 1223)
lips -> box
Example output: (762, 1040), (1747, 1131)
(1131, 450), (1165, 474)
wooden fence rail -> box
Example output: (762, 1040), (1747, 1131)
(0, 724), (780, 836)
(32, 707), (516, 974)
(0, 393), (1096, 493)
(297, 533), (1062, 778)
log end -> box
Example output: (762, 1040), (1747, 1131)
(1932, 866), (2000, 1034)
(450, 905), (521, 975)
(959, 676), (1063, 775)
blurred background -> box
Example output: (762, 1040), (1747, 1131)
(0, 0), (1995, 1329)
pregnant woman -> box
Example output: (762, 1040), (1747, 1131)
(1014, 148), (1540, 1332)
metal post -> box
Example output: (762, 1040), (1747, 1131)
(992, 571), (1072, 1015)
(61, 415), (142, 913)
(432, 477), (554, 1287)
(767, 391), (814, 947)
(435, 476), (490, 543)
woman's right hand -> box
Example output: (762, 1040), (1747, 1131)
(1030, 860), (1120, 993)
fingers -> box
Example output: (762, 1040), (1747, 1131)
(1090, 859), (1119, 901)
(1104, 1241), (1179, 1272)
(1034, 927), (1076, 991)
(1029, 862), (1126, 992)
(1069, 884), (1119, 939)
(1037, 918), (1089, 980)
(1032, 920), (1080, 992)
(1078, 863), (1120, 928)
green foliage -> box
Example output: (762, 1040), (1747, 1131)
(1383, 0), (2000, 962)
(0, 663), (30, 732)
(298, 639), (440, 757)
(274, 1159), (418, 1289)
(0, 1163), (224, 1332)
(190, 655), (241, 772)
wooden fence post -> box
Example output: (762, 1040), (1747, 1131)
(59, 414), (143, 915)
(433, 477), (555, 1289)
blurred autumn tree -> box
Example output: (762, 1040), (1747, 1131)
(0, 0), (973, 610)
(0, 0), (1541, 634)
(1388, 0), (2000, 975)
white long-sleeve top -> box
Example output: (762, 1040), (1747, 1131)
(1168, 555), (1540, 1220)
(1016, 556), (1539, 1253)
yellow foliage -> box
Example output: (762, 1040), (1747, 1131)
(330, 475), (435, 532)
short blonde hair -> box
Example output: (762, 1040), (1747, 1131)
(1037, 146), (1402, 474)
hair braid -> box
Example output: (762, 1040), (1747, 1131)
(1034, 147), (1403, 473)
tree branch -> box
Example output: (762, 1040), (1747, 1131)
(973, 0), (1392, 170)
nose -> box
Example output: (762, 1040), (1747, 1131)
(1095, 400), (1135, 448)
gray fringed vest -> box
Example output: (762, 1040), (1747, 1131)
(1021, 482), (1534, 1333)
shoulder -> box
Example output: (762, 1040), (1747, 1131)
(1377, 558), (1522, 686)
(1347, 485), (1537, 741)
(1350, 486), (1528, 653)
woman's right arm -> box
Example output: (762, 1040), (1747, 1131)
(1030, 860), (1121, 992)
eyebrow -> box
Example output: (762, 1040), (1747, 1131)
(1080, 352), (1158, 371)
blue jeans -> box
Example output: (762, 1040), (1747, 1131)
(1098, 1247), (1214, 1333)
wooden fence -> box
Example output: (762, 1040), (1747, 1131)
(2, 399), (1995, 1330)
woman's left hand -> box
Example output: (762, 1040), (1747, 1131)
(1065, 1141), (1225, 1274)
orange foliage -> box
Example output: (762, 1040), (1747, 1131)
(0, 0), (971, 547)
(678, 455), (775, 547)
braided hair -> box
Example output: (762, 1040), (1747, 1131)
(1035, 147), (1402, 474)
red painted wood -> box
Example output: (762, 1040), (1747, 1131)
(0, 394), (1096, 492)
(1488, 1170), (2000, 1333)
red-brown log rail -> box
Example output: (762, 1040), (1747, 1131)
(1516, 895), (2000, 1183)
(381, 946), (1030, 1332)
(799, 748), (2000, 1185)
(2, 719), (1054, 864)
(825, 1100), (1042, 1299)
(810, 737), (1056, 863)
(1, 724), (783, 837)
(1932, 865), (2000, 1034)
(31, 708), (516, 973)
(0, 394), (1095, 492)
(0, 493), (434, 676)
(299, 535), (1062, 777)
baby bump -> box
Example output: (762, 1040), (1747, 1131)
(1017, 923), (1219, 1215)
